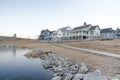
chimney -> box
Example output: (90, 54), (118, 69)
(84, 22), (87, 26)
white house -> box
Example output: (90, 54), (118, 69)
(41, 22), (101, 42)
(68, 22), (101, 40)
(89, 25), (101, 39)
(52, 26), (72, 41)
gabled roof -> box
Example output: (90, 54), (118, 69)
(116, 28), (120, 36)
(41, 29), (49, 34)
(89, 25), (100, 30)
(40, 29), (54, 35)
(58, 26), (71, 32)
(73, 26), (85, 30)
(49, 31), (54, 34)
(73, 24), (91, 30)
(117, 28), (120, 31)
(101, 28), (114, 33)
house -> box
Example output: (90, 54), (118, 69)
(52, 26), (72, 41)
(100, 28), (116, 39)
(39, 29), (54, 40)
(89, 25), (101, 39)
(116, 28), (120, 39)
(69, 22), (100, 40)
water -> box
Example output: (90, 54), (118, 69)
(0, 46), (53, 80)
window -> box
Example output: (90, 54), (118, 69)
(86, 31), (88, 34)
(90, 31), (93, 34)
(67, 33), (69, 35)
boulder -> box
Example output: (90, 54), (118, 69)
(63, 73), (74, 80)
(112, 75), (120, 80)
(72, 73), (84, 80)
(52, 76), (62, 80)
(41, 60), (52, 68)
(39, 53), (108, 80)
(53, 66), (66, 76)
(33, 48), (41, 53)
(78, 63), (88, 74)
(84, 70), (108, 80)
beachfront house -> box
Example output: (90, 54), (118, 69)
(39, 29), (54, 40)
(100, 28), (116, 39)
(52, 26), (72, 41)
(69, 22), (101, 40)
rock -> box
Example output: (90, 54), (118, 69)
(39, 53), (108, 80)
(93, 69), (101, 76)
(78, 63), (88, 74)
(72, 73), (84, 80)
(112, 79), (120, 80)
(69, 63), (80, 74)
(41, 59), (52, 68)
(63, 73), (74, 80)
(84, 71), (108, 80)
(116, 75), (120, 80)
(53, 73), (58, 77)
(53, 66), (66, 76)
(52, 76), (62, 80)
(56, 61), (64, 67)
(112, 75), (120, 80)
(48, 53), (56, 59)
(40, 54), (49, 60)
(33, 48), (41, 53)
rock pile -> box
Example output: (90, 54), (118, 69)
(24, 48), (119, 80)
(24, 48), (52, 58)
(40, 53), (108, 80)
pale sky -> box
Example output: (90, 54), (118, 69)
(0, 0), (120, 39)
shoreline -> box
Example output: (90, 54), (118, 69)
(24, 48), (119, 80)
(0, 39), (120, 79)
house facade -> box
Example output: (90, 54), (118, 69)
(116, 28), (120, 39)
(39, 22), (120, 42)
(52, 26), (71, 41)
(68, 22), (101, 40)
(39, 22), (101, 41)
(100, 28), (116, 39)
(39, 29), (54, 40)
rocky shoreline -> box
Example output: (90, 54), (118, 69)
(24, 48), (120, 80)
(40, 53), (108, 80)
(0, 44), (119, 80)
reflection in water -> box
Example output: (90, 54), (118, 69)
(0, 46), (53, 80)
(12, 46), (16, 58)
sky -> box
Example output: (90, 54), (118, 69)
(0, 0), (120, 39)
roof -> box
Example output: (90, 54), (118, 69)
(41, 29), (49, 33)
(73, 26), (85, 30)
(49, 31), (54, 34)
(117, 28), (120, 31)
(40, 29), (54, 35)
(116, 28), (120, 36)
(73, 24), (91, 30)
(89, 26), (97, 30)
(58, 26), (71, 32)
(101, 28), (114, 33)
(89, 25), (100, 30)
